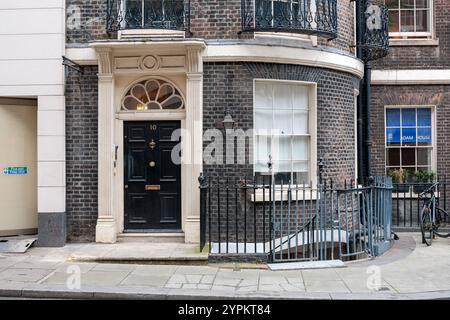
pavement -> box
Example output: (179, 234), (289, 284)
(0, 232), (449, 300)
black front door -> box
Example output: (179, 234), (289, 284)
(124, 121), (181, 231)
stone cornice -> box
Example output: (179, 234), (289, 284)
(372, 69), (450, 85)
(68, 40), (364, 78)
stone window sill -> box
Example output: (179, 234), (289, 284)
(250, 188), (319, 202)
(389, 38), (439, 47)
(118, 29), (185, 39)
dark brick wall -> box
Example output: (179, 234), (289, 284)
(371, 85), (450, 178)
(66, 0), (355, 54)
(373, 0), (450, 69)
(203, 62), (358, 183)
(66, 0), (108, 43)
(65, 67), (99, 242)
(318, 0), (355, 54)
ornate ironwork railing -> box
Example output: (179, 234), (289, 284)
(106, 0), (189, 32)
(241, 0), (338, 39)
(361, 0), (389, 61)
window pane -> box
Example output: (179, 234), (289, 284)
(402, 127), (416, 146)
(386, 108), (401, 127)
(417, 108), (431, 126)
(255, 109), (272, 131)
(417, 167), (432, 174)
(402, 108), (416, 126)
(293, 110), (309, 134)
(292, 85), (309, 109)
(388, 10), (400, 32)
(275, 161), (291, 173)
(255, 160), (270, 173)
(274, 110), (293, 134)
(417, 148), (432, 166)
(401, 148), (415, 166)
(274, 172), (291, 184)
(293, 172), (308, 185)
(255, 83), (273, 108)
(415, 0), (429, 9)
(387, 127), (401, 145)
(387, 148), (401, 166)
(418, 127), (432, 146)
(273, 136), (291, 161)
(274, 84), (292, 109)
(292, 136), (309, 161)
(255, 135), (271, 161)
(415, 9), (429, 32)
(293, 161), (308, 172)
(400, 10), (414, 32)
(400, 0), (414, 9)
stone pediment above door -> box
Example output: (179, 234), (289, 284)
(115, 54), (187, 74)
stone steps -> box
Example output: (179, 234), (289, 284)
(117, 232), (185, 243)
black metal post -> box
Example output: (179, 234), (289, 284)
(198, 173), (207, 252)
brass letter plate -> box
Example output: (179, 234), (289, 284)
(145, 185), (161, 191)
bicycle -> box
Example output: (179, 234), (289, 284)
(419, 182), (450, 246)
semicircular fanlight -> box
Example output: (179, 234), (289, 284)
(121, 79), (185, 111)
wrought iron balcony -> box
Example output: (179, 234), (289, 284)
(106, 0), (189, 32)
(241, 0), (338, 39)
(361, 0), (389, 61)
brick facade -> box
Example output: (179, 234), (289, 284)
(373, 0), (450, 69)
(65, 67), (99, 242)
(203, 62), (359, 183)
(66, 0), (108, 43)
(66, 0), (355, 54)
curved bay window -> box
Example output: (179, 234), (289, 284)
(121, 79), (185, 111)
(242, 0), (338, 39)
(107, 0), (188, 32)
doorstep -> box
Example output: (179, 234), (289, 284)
(68, 242), (208, 266)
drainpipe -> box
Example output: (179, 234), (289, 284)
(355, 0), (366, 183)
(365, 61), (373, 178)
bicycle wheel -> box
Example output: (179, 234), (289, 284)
(434, 208), (450, 238)
(420, 207), (433, 246)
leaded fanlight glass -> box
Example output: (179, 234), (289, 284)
(121, 79), (184, 111)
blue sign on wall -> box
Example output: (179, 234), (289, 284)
(402, 128), (416, 143)
(386, 108), (432, 144)
(386, 127), (400, 143)
(3, 167), (28, 175)
(418, 127), (432, 143)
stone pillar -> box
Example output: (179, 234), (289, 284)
(36, 95), (66, 247)
(95, 48), (116, 243)
(184, 46), (204, 243)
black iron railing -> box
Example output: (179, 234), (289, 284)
(107, 0), (190, 32)
(392, 180), (450, 231)
(241, 0), (338, 39)
(199, 175), (393, 262)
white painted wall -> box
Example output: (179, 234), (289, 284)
(0, 1), (66, 217)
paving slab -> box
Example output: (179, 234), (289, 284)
(0, 232), (449, 299)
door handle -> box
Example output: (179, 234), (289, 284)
(149, 161), (156, 168)
(149, 139), (156, 150)
(124, 184), (128, 189)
